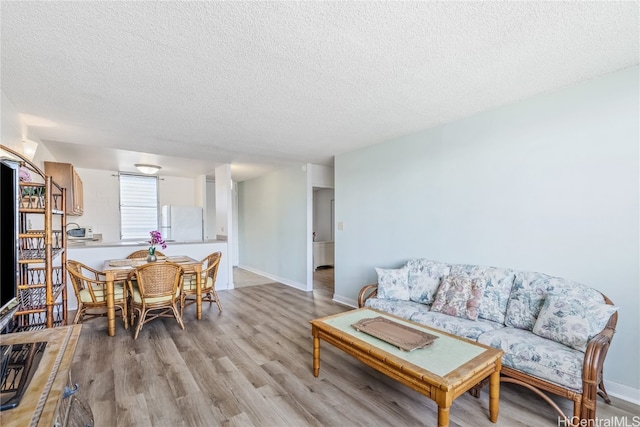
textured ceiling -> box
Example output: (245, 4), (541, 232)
(1, 1), (638, 181)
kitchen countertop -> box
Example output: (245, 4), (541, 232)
(67, 239), (226, 249)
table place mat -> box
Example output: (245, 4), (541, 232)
(352, 316), (438, 352)
(167, 256), (191, 263)
(108, 257), (166, 267)
(109, 260), (135, 267)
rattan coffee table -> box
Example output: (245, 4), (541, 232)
(310, 308), (503, 427)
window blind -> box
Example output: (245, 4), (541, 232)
(119, 174), (158, 240)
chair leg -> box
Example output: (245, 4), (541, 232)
(122, 298), (128, 329)
(116, 302), (128, 330)
(212, 290), (222, 311)
(172, 304), (185, 330)
(133, 307), (145, 340)
(129, 300), (136, 326)
(73, 305), (84, 324)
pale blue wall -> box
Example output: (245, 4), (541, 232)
(238, 165), (308, 286)
(334, 66), (639, 391)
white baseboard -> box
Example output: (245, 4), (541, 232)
(604, 380), (640, 405)
(332, 294), (357, 308)
(236, 264), (308, 291)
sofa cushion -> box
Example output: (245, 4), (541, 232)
(80, 282), (126, 303)
(363, 298), (423, 320)
(408, 272), (443, 305)
(375, 267), (410, 301)
(505, 271), (605, 330)
(431, 275), (485, 320)
(449, 264), (515, 324)
(405, 259), (451, 304)
(411, 311), (504, 341)
(477, 327), (584, 391)
(183, 275), (214, 291)
(405, 259), (451, 276)
(532, 294), (617, 352)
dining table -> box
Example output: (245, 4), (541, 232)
(102, 255), (203, 336)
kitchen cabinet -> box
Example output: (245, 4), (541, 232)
(44, 162), (83, 216)
(313, 241), (334, 270)
(0, 325), (92, 427)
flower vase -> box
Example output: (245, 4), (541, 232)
(147, 248), (157, 262)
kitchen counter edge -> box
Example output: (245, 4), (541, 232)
(67, 239), (226, 249)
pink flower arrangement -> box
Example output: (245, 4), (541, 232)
(19, 167), (32, 182)
(148, 230), (167, 254)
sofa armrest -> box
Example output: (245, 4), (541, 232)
(358, 283), (378, 308)
(580, 294), (617, 419)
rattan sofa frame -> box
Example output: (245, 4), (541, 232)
(358, 284), (617, 426)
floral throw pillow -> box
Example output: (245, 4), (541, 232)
(431, 275), (485, 320)
(532, 294), (618, 352)
(408, 272), (442, 305)
(375, 267), (410, 301)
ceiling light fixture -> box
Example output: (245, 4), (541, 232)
(22, 139), (39, 160)
(135, 164), (161, 174)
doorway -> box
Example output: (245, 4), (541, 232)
(312, 188), (334, 294)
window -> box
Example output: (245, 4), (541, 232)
(119, 174), (158, 240)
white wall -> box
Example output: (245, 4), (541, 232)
(0, 91), (56, 166)
(1, 92), (22, 149)
(334, 66), (639, 396)
(311, 163), (334, 187)
(238, 165), (308, 289)
(215, 164), (232, 239)
(74, 169), (121, 241)
(159, 175), (200, 208)
(72, 168), (198, 242)
(206, 180), (217, 240)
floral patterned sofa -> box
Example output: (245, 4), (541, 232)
(357, 259), (618, 425)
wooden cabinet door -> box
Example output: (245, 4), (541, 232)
(44, 162), (84, 215)
(72, 170), (83, 215)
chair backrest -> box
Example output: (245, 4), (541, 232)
(67, 260), (107, 303)
(203, 252), (222, 285)
(133, 261), (183, 300)
(127, 249), (165, 259)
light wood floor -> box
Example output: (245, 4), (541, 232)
(232, 267), (276, 288)
(71, 278), (637, 427)
(233, 266), (335, 292)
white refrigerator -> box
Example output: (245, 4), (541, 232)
(161, 205), (203, 241)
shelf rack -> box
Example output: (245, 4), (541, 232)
(1, 145), (68, 331)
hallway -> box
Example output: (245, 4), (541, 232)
(233, 266), (334, 295)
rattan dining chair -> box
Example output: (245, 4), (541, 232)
(181, 251), (223, 317)
(127, 261), (185, 339)
(67, 260), (128, 329)
(127, 249), (165, 259)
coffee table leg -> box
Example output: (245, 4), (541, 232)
(489, 367), (501, 423)
(437, 405), (450, 427)
(312, 327), (320, 377)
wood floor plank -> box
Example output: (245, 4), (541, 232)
(70, 278), (638, 427)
